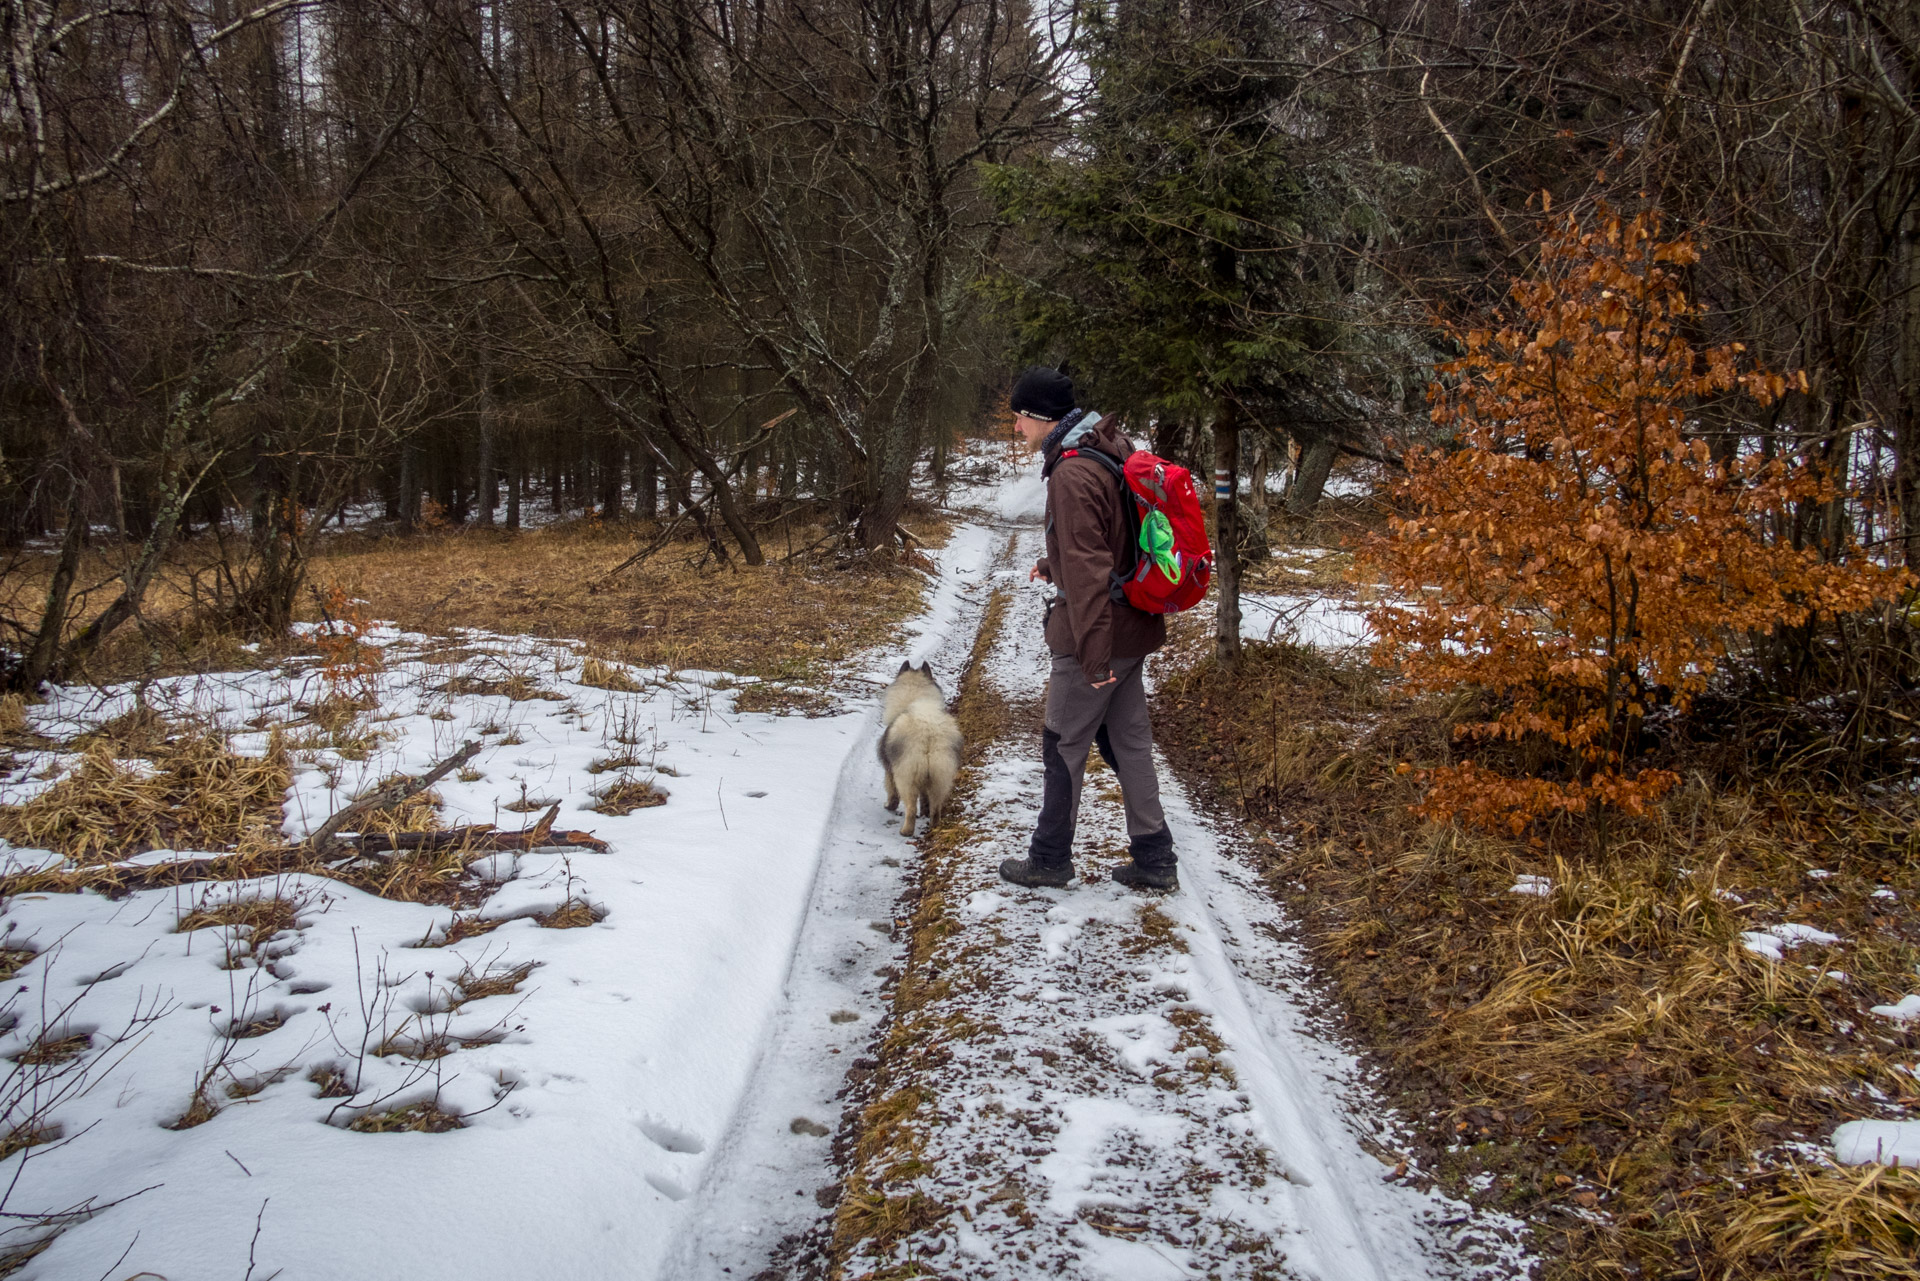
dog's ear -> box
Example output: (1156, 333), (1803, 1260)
(898, 659), (911, 673)
(919, 661), (932, 673)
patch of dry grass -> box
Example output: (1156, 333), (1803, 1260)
(307, 1064), (354, 1098)
(456, 960), (536, 1001)
(318, 518), (950, 685)
(536, 899), (601, 929)
(0, 503), (951, 688)
(416, 913), (504, 948)
(1722, 1161), (1920, 1279)
(578, 657), (643, 692)
(346, 1100), (465, 1133)
(0, 734), (288, 863)
(350, 775), (444, 836)
(345, 845), (479, 907)
(730, 683), (837, 717)
(70, 702), (176, 757)
(10, 1033), (91, 1067)
(175, 895), (300, 938)
(176, 895), (301, 969)
(1154, 640), (1920, 1281)
(587, 778), (666, 816)
(0, 948), (37, 983)
(0, 1123), (59, 1162)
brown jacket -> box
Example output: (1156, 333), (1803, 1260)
(1035, 414), (1166, 679)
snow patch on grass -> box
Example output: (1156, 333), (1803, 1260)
(1739, 923), (1843, 961)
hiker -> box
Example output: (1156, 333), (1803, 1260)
(997, 366), (1179, 893)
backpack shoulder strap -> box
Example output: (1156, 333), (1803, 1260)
(1058, 446), (1141, 600)
(1060, 445), (1124, 479)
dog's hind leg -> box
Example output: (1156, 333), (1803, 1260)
(883, 763), (900, 812)
(926, 769), (954, 825)
(897, 782), (920, 836)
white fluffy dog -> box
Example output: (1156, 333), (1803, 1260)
(878, 660), (963, 837)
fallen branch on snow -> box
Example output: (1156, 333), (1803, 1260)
(304, 740), (483, 858)
(346, 803), (609, 856)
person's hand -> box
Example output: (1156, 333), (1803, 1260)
(1030, 563), (1050, 582)
(1090, 671), (1117, 689)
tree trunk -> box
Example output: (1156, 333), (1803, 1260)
(398, 438), (420, 530)
(1154, 416), (1191, 467)
(1213, 399), (1242, 667)
(1287, 436), (1337, 517)
(1243, 429), (1270, 564)
(1896, 204), (1920, 567)
(637, 446), (658, 521)
(15, 486), (87, 692)
(600, 437), (624, 518)
(476, 366), (496, 527)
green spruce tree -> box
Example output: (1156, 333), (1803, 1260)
(987, 0), (1345, 663)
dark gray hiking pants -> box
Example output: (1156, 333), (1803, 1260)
(1028, 654), (1175, 870)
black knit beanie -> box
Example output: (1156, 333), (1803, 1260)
(1009, 366), (1075, 422)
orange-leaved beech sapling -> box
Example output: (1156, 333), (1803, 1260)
(1362, 206), (1909, 834)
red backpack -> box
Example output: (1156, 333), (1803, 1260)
(1060, 445), (1213, 614)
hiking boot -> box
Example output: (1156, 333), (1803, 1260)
(999, 857), (1072, 888)
(1112, 861), (1178, 893)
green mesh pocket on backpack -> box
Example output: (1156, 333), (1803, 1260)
(1139, 508), (1179, 581)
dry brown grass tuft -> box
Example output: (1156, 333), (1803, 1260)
(341, 844), (477, 907)
(308, 1064), (354, 1098)
(0, 948), (37, 983)
(0, 1123), (59, 1162)
(437, 672), (563, 702)
(1720, 1160), (1920, 1278)
(0, 734), (288, 863)
(729, 682), (838, 717)
(417, 913), (503, 948)
(349, 775), (444, 835)
(10, 1033), (91, 1067)
(456, 960), (536, 1001)
(536, 899), (601, 929)
(72, 702), (173, 756)
(176, 895), (301, 968)
(0, 694), (28, 739)
(175, 895), (300, 938)
(1128, 901), (1188, 956)
(578, 657), (643, 692)
(346, 1100), (465, 1133)
(0, 1235), (55, 1278)
(587, 778), (666, 816)
(1155, 640), (1920, 1281)
(164, 1087), (220, 1130)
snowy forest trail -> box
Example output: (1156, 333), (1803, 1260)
(658, 499), (1028, 1278)
(0, 463), (1523, 1281)
(672, 465), (1526, 1281)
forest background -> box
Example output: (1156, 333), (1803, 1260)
(6, 0), (1919, 693)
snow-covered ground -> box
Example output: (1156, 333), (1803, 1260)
(1240, 592), (1374, 651)
(0, 517), (1004, 1279)
(0, 459), (1527, 1279)
(807, 496), (1527, 1281)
